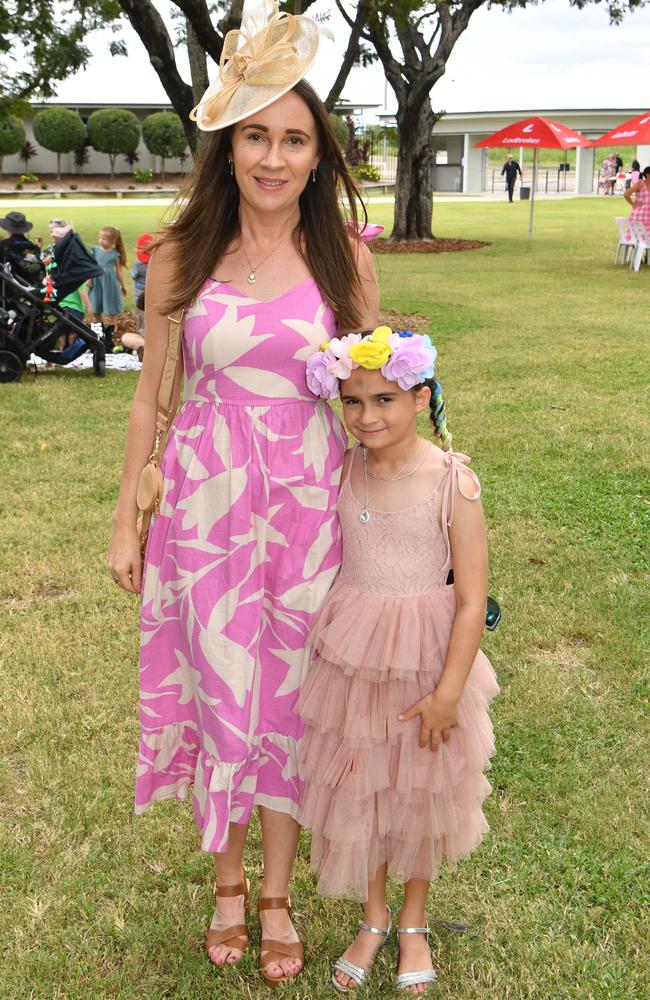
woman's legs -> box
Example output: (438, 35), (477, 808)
(333, 864), (390, 989)
(258, 806), (303, 980)
(208, 821), (249, 966)
(397, 878), (435, 996)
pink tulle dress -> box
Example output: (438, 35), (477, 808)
(298, 449), (499, 901)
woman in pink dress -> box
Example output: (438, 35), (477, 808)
(624, 165), (650, 229)
(107, 2), (378, 987)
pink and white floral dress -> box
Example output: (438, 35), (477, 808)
(134, 277), (347, 852)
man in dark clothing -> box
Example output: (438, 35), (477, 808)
(501, 154), (522, 202)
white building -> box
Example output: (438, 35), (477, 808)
(378, 107), (650, 194)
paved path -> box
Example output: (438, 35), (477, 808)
(0, 192), (598, 210)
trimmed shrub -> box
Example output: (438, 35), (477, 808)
(133, 168), (153, 183)
(142, 111), (187, 181)
(0, 115), (26, 176)
(33, 107), (85, 179)
(87, 108), (141, 179)
(351, 163), (381, 183)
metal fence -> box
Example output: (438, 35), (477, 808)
(489, 166), (574, 194)
(352, 128), (398, 182)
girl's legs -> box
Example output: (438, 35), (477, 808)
(208, 820), (249, 966)
(258, 806), (303, 981)
(397, 878), (435, 996)
(333, 864), (390, 990)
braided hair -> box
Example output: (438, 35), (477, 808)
(421, 377), (452, 452)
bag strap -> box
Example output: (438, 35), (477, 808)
(150, 307), (185, 464)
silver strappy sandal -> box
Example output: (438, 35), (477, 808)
(331, 905), (392, 993)
(396, 925), (437, 992)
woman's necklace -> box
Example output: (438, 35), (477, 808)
(360, 441), (431, 524)
(240, 232), (290, 285)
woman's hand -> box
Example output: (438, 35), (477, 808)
(398, 691), (459, 752)
(121, 285), (127, 296)
(107, 520), (143, 594)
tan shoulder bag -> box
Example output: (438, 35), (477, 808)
(136, 307), (185, 560)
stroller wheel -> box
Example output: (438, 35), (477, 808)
(93, 352), (106, 377)
(0, 349), (23, 383)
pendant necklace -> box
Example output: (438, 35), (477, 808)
(241, 232), (290, 285)
(360, 441), (431, 524)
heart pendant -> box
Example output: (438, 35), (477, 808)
(359, 508), (370, 524)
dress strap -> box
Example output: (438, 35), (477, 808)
(440, 451), (481, 569)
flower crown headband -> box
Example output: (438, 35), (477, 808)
(306, 326), (437, 400)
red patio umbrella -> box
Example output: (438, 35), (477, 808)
(590, 110), (650, 147)
(475, 116), (591, 238)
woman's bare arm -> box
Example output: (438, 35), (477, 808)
(107, 241), (179, 593)
(348, 238), (379, 331)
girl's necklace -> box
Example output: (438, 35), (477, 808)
(360, 441), (431, 524)
(241, 232), (290, 285)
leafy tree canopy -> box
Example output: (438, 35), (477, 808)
(0, 2), (122, 114)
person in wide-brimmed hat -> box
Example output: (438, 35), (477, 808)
(108, 2), (379, 987)
(0, 210), (34, 234)
(0, 211), (43, 282)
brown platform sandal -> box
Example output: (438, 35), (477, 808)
(258, 896), (304, 988)
(206, 876), (251, 965)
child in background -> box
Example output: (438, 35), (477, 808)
(121, 233), (152, 360)
(131, 233), (152, 337)
(299, 327), (498, 995)
(88, 226), (127, 353)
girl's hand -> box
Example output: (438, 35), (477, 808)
(121, 285), (127, 295)
(398, 691), (459, 752)
(107, 521), (142, 595)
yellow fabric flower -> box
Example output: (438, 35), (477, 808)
(349, 326), (393, 369)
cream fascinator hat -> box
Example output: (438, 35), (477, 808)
(190, 1), (321, 132)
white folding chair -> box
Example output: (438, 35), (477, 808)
(614, 216), (636, 265)
(629, 220), (650, 271)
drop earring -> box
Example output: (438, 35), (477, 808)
(312, 167), (317, 183)
(229, 160), (234, 176)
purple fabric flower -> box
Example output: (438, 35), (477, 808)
(383, 333), (437, 390)
(306, 349), (339, 399)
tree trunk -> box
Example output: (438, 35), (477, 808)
(56, 151), (61, 180)
(186, 16), (209, 105)
(117, 0), (197, 152)
(391, 101), (436, 242)
(109, 153), (116, 179)
(161, 157), (166, 182)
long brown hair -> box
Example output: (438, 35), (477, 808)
(158, 80), (368, 329)
(101, 226), (127, 266)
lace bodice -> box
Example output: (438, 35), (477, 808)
(337, 450), (480, 597)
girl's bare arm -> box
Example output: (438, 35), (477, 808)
(399, 470), (488, 750)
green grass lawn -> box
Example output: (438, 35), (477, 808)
(1, 199), (648, 999)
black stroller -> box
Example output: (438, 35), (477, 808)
(0, 229), (107, 382)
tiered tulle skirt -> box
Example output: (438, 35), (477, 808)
(298, 579), (499, 901)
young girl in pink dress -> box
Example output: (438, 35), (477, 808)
(300, 327), (499, 995)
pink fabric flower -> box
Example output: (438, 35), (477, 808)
(327, 333), (362, 379)
(383, 333), (437, 390)
(306, 349), (339, 399)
